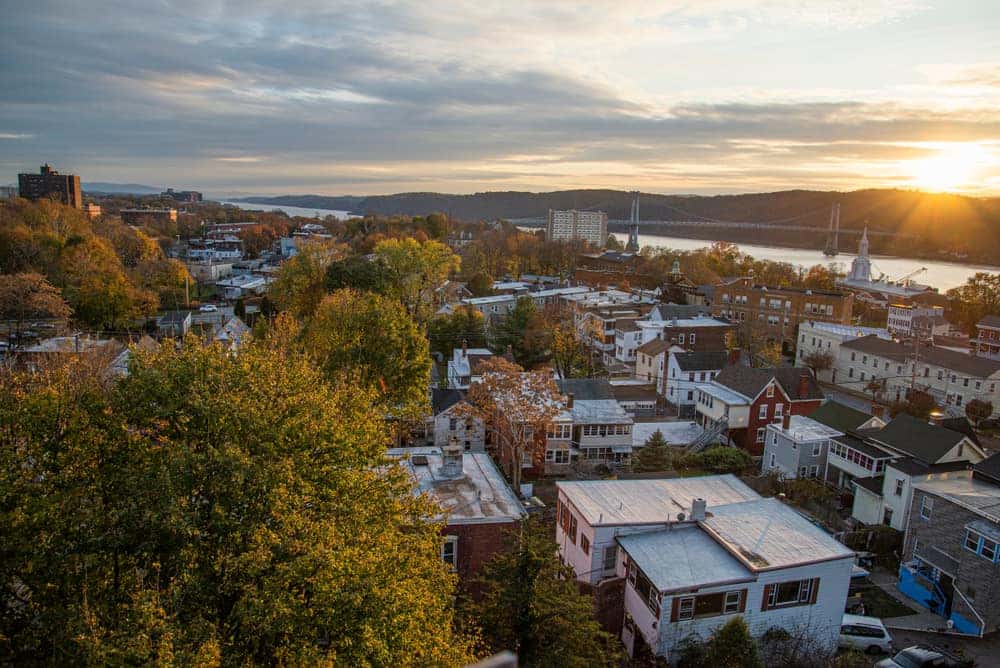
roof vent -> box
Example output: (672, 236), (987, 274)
(691, 498), (707, 522)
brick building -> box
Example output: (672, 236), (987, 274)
(387, 444), (526, 591)
(694, 366), (824, 456)
(120, 208), (178, 226)
(18, 164), (82, 208)
(715, 278), (853, 351)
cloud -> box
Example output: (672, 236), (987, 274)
(0, 133), (34, 140)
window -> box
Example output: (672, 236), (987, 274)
(920, 495), (933, 520)
(895, 479), (904, 496)
(769, 453), (776, 468)
(965, 529), (999, 562)
(774, 403), (784, 420)
(757, 428), (766, 443)
(678, 333), (686, 344)
(690, 333), (696, 345)
(580, 534), (590, 555)
(603, 545), (617, 571)
(809, 465), (819, 477)
(771, 431), (778, 446)
(442, 536), (458, 570)
(631, 565), (660, 614)
(766, 384), (775, 398)
(799, 466), (808, 477)
(812, 443), (821, 457)
(448, 417), (457, 430)
(759, 404), (769, 419)
(764, 579), (816, 610)
(883, 507), (893, 526)
(678, 596), (695, 620)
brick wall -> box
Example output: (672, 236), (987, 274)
(445, 520), (518, 596)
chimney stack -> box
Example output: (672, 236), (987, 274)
(567, 392), (575, 408)
(797, 373), (810, 399)
(782, 413), (791, 430)
(871, 404), (885, 419)
(439, 436), (465, 478)
(691, 498), (707, 522)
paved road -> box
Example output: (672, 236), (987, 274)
(887, 629), (1000, 667)
(190, 305), (235, 326)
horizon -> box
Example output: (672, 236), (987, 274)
(2, 1), (999, 195)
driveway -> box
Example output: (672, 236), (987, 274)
(886, 629), (999, 667)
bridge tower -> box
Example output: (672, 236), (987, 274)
(823, 202), (840, 257)
(626, 190), (640, 252)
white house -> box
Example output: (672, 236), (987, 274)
(446, 344), (495, 390)
(552, 378), (634, 469)
(430, 388), (485, 452)
(617, 497), (854, 661)
(663, 351), (730, 415)
(795, 321), (891, 383)
(887, 303), (947, 339)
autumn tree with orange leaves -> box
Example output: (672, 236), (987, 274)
(463, 357), (562, 488)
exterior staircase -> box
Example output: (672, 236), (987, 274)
(686, 418), (728, 454)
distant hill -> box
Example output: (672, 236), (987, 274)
(237, 189), (1000, 264)
(84, 182), (163, 194)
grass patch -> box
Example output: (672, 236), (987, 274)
(847, 583), (914, 619)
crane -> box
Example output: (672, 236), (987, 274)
(894, 266), (927, 287)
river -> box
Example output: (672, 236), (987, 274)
(218, 201), (994, 292)
(631, 232), (996, 292)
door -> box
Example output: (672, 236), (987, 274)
(938, 572), (955, 618)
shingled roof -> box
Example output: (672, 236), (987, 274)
(868, 413), (973, 464)
(712, 365), (822, 402)
(557, 378), (616, 401)
(636, 338), (671, 357)
(807, 401), (876, 433)
(673, 351), (729, 372)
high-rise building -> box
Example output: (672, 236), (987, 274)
(18, 164), (82, 208)
(546, 209), (607, 247)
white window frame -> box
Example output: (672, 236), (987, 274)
(920, 495), (933, 520)
(759, 404), (768, 419)
(756, 427), (766, 443)
(724, 590), (741, 614)
(442, 536), (458, 571)
(678, 596), (695, 620)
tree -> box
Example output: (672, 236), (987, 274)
(464, 357), (560, 489)
(633, 429), (671, 472)
(491, 296), (548, 368)
(234, 296), (247, 321)
(688, 445), (753, 475)
(802, 350), (834, 375)
(0, 320), (473, 665)
(755, 341), (784, 368)
(303, 289), (431, 417)
(269, 239), (341, 318)
(0, 272), (71, 343)
(467, 518), (620, 668)
(324, 254), (390, 294)
(865, 377), (885, 404)
(677, 617), (762, 668)
(427, 306), (487, 358)
(605, 234), (623, 251)
(374, 238), (460, 323)
(946, 272), (1000, 335)
(890, 389), (937, 420)
(467, 271), (494, 297)
(548, 308), (602, 379)
(966, 398), (994, 427)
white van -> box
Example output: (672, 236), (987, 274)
(839, 614), (894, 654)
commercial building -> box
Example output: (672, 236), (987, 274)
(546, 209), (608, 247)
(716, 278), (853, 351)
(18, 164), (81, 208)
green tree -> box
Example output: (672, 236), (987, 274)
(374, 238), (460, 323)
(946, 272), (1000, 335)
(605, 234), (623, 251)
(303, 289), (431, 416)
(427, 306), (487, 358)
(324, 254), (390, 294)
(467, 518), (620, 668)
(633, 429), (671, 472)
(678, 617), (762, 668)
(467, 271), (494, 297)
(688, 445), (753, 474)
(491, 296), (548, 367)
(269, 240), (341, 318)
(0, 321), (472, 665)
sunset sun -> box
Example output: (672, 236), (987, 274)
(907, 143), (989, 192)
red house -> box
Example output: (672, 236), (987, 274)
(694, 366), (824, 456)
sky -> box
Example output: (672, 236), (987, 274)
(2, 1), (999, 197)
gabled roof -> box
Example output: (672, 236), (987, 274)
(636, 338), (671, 357)
(610, 383), (658, 402)
(869, 413), (974, 464)
(843, 335), (1000, 377)
(973, 452), (1000, 485)
(772, 368), (824, 401)
(431, 388), (465, 415)
(712, 365), (776, 401)
(673, 351), (729, 372)
(557, 378), (615, 401)
(808, 401), (877, 433)
(158, 310), (191, 324)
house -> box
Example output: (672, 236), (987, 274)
(108, 335), (160, 377)
(694, 366), (824, 456)
(430, 388), (485, 452)
(550, 378), (634, 471)
(834, 335), (1000, 417)
(387, 444), (526, 589)
(663, 351), (731, 416)
(215, 274), (271, 300)
(614, 314), (733, 368)
(896, 463), (1000, 636)
(618, 498), (854, 661)
(18, 335), (122, 372)
(158, 310), (192, 337)
(609, 382), (659, 417)
(211, 316), (251, 351)
(762, 401), (885, 481)
(634, 338), (672, 387)
(845, 414), (988, 531)
(973, 314), (1000, 361)
(795, 321), (891, 384)
(631, 420), (703, 450)
(446, 344), (495, 390)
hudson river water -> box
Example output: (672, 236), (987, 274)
(220, 201), (996, 292)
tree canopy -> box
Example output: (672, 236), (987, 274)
(0, 320), (471, 665)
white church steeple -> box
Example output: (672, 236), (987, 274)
(848, 224), (872, 282)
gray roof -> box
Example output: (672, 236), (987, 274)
(610, 383), (658, 402)
(700, 498), (855, 571)
(843, 335), (1000, 377)
(159, 310), (191, 324)
(886, 457), (970, 477)
(618, 525), (752, 593)
(978, 314), (1000, 329)
(832, 433), (893, 460)
(557, 475), (759, 526)
(636, 338), (671, 357)
(431, 388), (465, 415)
(808, 401), (877, 433)
(772, 368), (824, 401)
(869, 413), (971, 464)
(853, 476), (884, 497)
(973, 453), (1000, 485)
(557, 378), (615, 401)
(915, 474), (1000, 523)
(674, 351), (729, 372)
(713, 365), (822, 402)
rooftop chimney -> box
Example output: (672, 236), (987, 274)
(567, 392), (575, 408)
(871, 404), (885, 419)
(782, 413), (791, 430)
(797, 373), (810, 399)
(691, 498), (707, 522)
(439, 436), (465, 478)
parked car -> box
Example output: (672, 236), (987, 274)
(839, 614), (893, 654)
(875, 645), (970, 668)
(199, 304), (218, 312)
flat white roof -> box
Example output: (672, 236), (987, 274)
(766, 415), (843, 443)
(701, 498), (854, 571)
(802, 321), (891, 339)
(632, 421), (704, 447)
(387, 447), (526, 524)
(618, 525), (752, 592)
(696, 383), (750, 405)
(557, 475), (759, 526)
